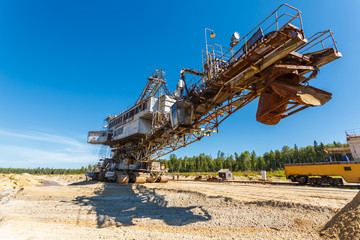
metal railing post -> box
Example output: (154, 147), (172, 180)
(205, 28), (215, 80)
(298, 13), (303, 31)
(245, 36), (248, 54)
(329, 30), (338, 52)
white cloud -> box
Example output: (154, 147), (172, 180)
(0, 145), (90, 163)
(0, 129), (86, 149)
(0, 128), (108, 168)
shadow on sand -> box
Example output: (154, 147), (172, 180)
(70, 181), (211, 227)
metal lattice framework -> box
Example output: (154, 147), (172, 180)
(136, 69), (170, 105)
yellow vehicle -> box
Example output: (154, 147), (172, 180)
(284, 161), (360, 186)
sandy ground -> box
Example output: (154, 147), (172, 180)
(0, 174), (358, 239)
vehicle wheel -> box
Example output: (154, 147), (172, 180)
(289, 176), (295, 182)
(297, 176), (308, 185)
(146, 176), (155, 183)
(99, 172), (106, 181)
(116, 172), (129, 184)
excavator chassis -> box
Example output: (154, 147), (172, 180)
(86, 157), (168, 184)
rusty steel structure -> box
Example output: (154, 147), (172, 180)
(87, 4), (342, 183)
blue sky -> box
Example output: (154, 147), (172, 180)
(0, 0), (359, 168)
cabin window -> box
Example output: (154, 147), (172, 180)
(115, 127), (123, 136)
(344, 167), (352, 171)
(89, 131), (106, 136)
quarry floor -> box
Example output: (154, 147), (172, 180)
(0, 174), (358, 239)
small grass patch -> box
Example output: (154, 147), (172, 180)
(167, 172), (218, 177)
(232, 172), (260, 177)
(167, 170), (286, 179)
(267, 170), (285, 178)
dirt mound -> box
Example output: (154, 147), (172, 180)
(36, 174), (85, 185)
(151, 187), (333, 214)
(0, 174), (85, 191)
(248, 200), (333, 213)
(18, 173), (41, 186)
(321, 191), (360, 239)
(0, 173), (41, 190)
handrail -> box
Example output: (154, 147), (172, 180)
(238, 3), (302, 44)
(346, 129), (360, 137)
(210, 4), (303, 65)
(296, 30), (339, 54)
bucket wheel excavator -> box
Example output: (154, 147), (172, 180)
(86, 4), (342, 183)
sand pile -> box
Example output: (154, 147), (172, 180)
(35, 174), (85, 185)
(0, 174), (85, 191)
(321, 190), (360, 239)
(17, 173), (41, 186)
(0, 174), (41, 190)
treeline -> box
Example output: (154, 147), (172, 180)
(0, 141), (350, 174)
(0, 164), (96, 175)
(164, 141), (350, 173)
